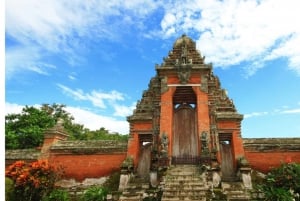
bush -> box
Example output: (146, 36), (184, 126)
(42, 189), (70, 201)
(103, 171), (121, 192)
(5, 160), (63, 201)
(257, 162), (300, 201)
(5, 177), (15, 201)
(81, 186), (108, 201)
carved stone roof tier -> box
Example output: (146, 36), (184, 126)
(128, 34), (242, 124)
(127, 77), (161, 122)
(158, 34), (206, 68)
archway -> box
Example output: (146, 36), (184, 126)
(172, 86), (198, 164)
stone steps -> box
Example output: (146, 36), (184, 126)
(118, 179), (149, 201)
(221, 182), (251, 201)
(161, 165), (209, 201)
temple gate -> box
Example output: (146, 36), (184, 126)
(126, 34), (245, 180)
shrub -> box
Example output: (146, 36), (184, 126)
(81, 186), (108, 201)
(103, 171), (121, 192)
(42, 189), (70, 201)
(5, 160), (63, 201)
(5, 177), (15, 201)
(257, 162), (300, 201)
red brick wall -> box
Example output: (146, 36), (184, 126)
(194, 86), (210, 137)
(127, 133), (140, 168)
(49, 153), (127, 181)
(160, 87), (176, 156)
(127, 121), (152, 168)
(217, 121), (244, 158)
(244, 151), (300, 173)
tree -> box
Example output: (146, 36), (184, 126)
(5, 106), (55, 149)
(5, 103), (128, 149)
(85, 127), (128, 141)
(40, 103), (87, 140)
(5, 103), (86, 149)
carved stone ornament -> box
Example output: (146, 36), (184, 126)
(177, 67), (191, 84)
(200, 74), (208, 93)
(161, 76), (169, 93)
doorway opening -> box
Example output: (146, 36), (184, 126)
(219, 133), (236, 181)
(172, 86), (198, 164)
(137, 134), (152, 178)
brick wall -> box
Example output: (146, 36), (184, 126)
(49, 153), (126, 181)
(243, 138), (300, 173)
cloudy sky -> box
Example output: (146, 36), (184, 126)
(5, 0), (300, 138)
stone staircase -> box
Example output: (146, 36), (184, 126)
(220, 181), (251, 201)
(117, 165), (253, 201)
(161, 165), (210, 201)
(118, 177), (148, 201)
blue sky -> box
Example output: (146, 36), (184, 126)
(5, 0), (300, 138)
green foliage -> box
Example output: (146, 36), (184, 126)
(5, 177), (15, 201)
(103, 171), (121, 192)
(85, 127), (128, 141)
(257, 162), (300, 201)
(5, 106), (55, 149)
(5, 103), (128, 149)
(5, 160), (62, 201)
(260, 186), (293, 201)
(42, 189), (70, 201)
(81, 186), (108, 201)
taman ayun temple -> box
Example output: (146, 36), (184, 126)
(6, 35), (300, 201)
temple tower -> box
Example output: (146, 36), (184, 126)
(127, 34), (245, 181)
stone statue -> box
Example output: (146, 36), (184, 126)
(161, 133), (169, 157)
(201, 131), (209, 154)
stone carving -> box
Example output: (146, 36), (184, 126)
(201, 131), (209, 155)
(177, 67), (191, 84)
(212, 171), (221, 188)
(161, 76), (168, 93)
(160, 133), (169, 158)
(200, 74), (208, 93)
(181, 44), (188, 64)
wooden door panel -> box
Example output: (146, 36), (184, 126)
(173, 104), (198, 158)
(220, 142), (235, 179)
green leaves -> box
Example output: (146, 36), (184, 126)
(5, 106), (55, 149)
(5, 103), (128, 149)
(257, 163), (300, 201)
(81, 186), (108, 201)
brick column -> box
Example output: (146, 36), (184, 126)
(159, 87), (176, 159)
(40, 119), (69, 160)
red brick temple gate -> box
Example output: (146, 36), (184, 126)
(126, 34), (245, 180)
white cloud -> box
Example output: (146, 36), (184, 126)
(5, 46), (56, 79)
(65, 106), (129, 134)
(281, 108), (300, 114)
(244, 111), (268, 119)
(5, 0), (160, 78)
(5, 102), (24, 114)
(57, 84), (87, 102)
(6, 0), (300, 79)
(57, 84), (134, 117)
(245, 105), (300, 118)
(159, 0), (300, 76)
(113, 102), (136, 117)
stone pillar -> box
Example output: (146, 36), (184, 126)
(118, 157), (133, 191)
(40, 119), (69, 160)
(159, 87), (175, 161)
(194, 86), (210, 155)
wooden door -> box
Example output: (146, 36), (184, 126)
(220, 140), (235, 180)
(172, 104), (198, 158)
(137, 143), (151, 178)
